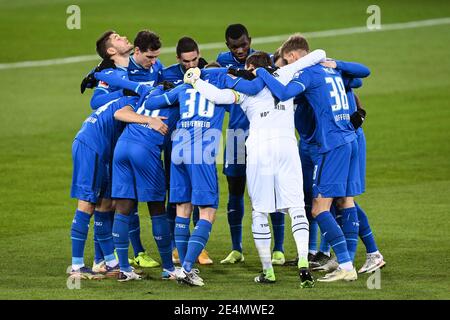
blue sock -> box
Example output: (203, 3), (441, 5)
(308, 220), (319, 252)
(331, 204), (342, 226)
(113, 213), (132, 272)
(339, 207), (359, 262)
(227, 194), (244, 252)
(167, 203), (177, 249)
(93, 232), (104, 264)
(71, 210), (92, 267)
(315, 211), (351, 264)
(319, 232), (331, 254)
(183, 219), (212, 272)
(270, 212), (285, 253)
(94, 210), (115, 264)
(174, 216), (191, 265)
(192, 206), (200, 227)
(151, 214), (173, 271)
(356, 202), (378, 254)
(128, 208), (145, 257)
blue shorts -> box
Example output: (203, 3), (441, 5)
(311, 139), (361, 198)
(299, 140), (314, 208)
(170, 161), (219, 209)
(71, 139), (111, 203)
(223, 129), (247, 177)
(356, 128), (366, 193)
(112, 139), (166, 202)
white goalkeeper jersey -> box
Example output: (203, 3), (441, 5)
(237, 67), (297, 144)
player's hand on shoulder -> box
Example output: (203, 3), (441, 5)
(158, 80), (175, 91)
(184, 67), (201, 85)
(227, 67), (256, 80)
(148, 116), (169, 135)
(320, 59), (337, 69)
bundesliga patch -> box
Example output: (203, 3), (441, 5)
(98, 81), (109, 88)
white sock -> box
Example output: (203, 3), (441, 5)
(106, 259), (118, 268)
(309, 250), (318, 255)
(289, 207), (309, 262)
(72, 264), (84, 271)
(252, 211), (272, 270)
(339, 261), (354, 271)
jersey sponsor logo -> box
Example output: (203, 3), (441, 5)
(130, 70), (139, 74)
(260, 111), (270, 118)
(98, 81), (109, 88)
(274, 104), (285, 111)
(173, 80), (183, 85)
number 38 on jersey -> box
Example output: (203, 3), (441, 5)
(325, 76), (349, 112)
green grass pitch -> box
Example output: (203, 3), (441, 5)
(0, 0), (449, 300)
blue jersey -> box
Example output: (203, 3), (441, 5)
(292, 65), (356, 153)
(294, 95), (316, 145)
(119, 86), (188, 149)
(75, 96), (139, 162)
(128, 55), (163, 86)
(161, 63), (186, 87)
(90, 66), (128, 109)
(216, 49), (256, 69)
(216, 50), (255, 131)
(173, 73), (228, 160)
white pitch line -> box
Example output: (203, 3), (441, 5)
(0, 17), (449, 70)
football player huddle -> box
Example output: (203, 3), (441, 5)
(68, 24), (385, 288)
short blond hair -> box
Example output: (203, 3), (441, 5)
(281, 33), (309, 56)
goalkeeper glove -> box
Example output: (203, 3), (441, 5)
(183, 67), (201, 86)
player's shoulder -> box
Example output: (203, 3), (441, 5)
(216, 51), (234, 66)
(162, 63), (182, 76)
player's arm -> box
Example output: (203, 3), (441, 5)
(90, 89), (124, 110)
(348, 78), (363, 89)
(192, 78), (240, 105)
(321, 60), (370, 78)
(256, 68), (308, 101)
(114, 105), (168, 135)
(280, 49), (326, 78)
(143, 84), (188, 110)
(201, 67), (228, 76)
(225, 76), (265, 95)
(94, 71), (151, 96)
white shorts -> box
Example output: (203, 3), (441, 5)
(246, 137), (304, 213)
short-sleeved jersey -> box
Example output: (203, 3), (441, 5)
(172, 73), (228, 161)
(128, 55), (163, 86)
(291, 65), (356, 153)
(75, 96), (139, 162)
(236, 67), (297, 144)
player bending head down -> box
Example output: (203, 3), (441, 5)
(225, 23), (252, 63)
(132, 30), (162, 69)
